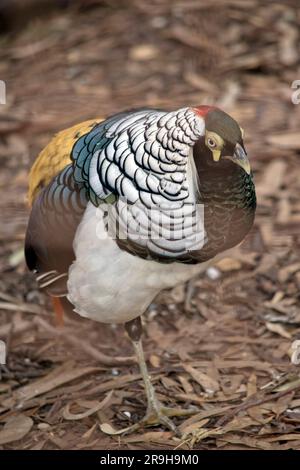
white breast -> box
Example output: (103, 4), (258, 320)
(67, 203), (210, 324)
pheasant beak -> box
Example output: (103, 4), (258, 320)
(225, 143), (251, 175)
(212, 149), (221, 162)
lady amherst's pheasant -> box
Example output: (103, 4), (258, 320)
(25, 105), (256, 434)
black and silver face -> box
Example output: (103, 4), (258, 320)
(195, 108), (250, 175)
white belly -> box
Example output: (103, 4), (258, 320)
(67, 203), (211, 324)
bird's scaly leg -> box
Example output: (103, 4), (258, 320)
(125, 317), (198, 436)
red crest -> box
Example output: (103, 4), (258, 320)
(193, 105), (217, 117)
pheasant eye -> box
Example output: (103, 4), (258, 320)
(207, 138), (216, 148)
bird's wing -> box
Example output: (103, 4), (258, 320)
(71, 107), (202, 206)
(28, 118), (103, 205)
(71, 107), (206, 262)
(25, 164), (88, 296)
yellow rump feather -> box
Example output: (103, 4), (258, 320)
(28, 118), (103, 206)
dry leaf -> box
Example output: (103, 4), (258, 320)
(63, 391), (113, 421)
(149, 354), (160, 368)
(247, 373), (257, 397)
(1, 362), (100, 409)
(99, 422), (134, 436)
(183, 364), (220, 395)
(278, 263), (300, 283)
(266, 322), (291, 339)
(0, 415), (33, 445)
(216, 257), (242, 272)
(129, 45), (159, 61)
(266, 133), (300, 150)
(256, 160), (286, 196)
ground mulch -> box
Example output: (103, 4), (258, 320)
(0, 0), (300, 450)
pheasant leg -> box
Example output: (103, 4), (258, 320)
(125, 318), (198, 436)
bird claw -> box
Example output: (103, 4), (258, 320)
(141, 406), (180, 436)
(122, 402), (198, 437)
